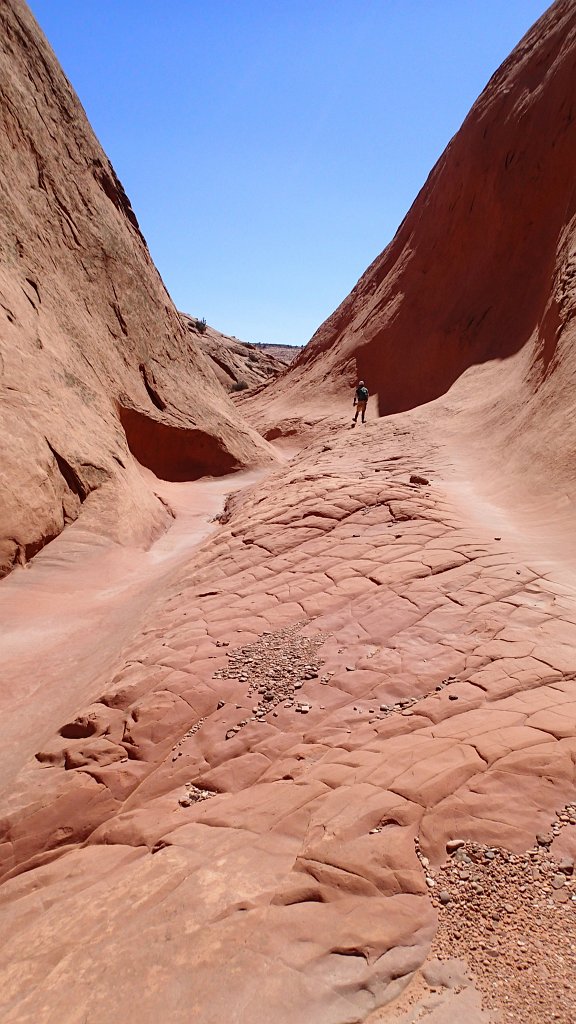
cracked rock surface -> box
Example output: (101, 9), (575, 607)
(2, 412), (576, 1023)
(2, 1), (576, 1023)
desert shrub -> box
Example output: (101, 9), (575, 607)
(195, 317), (207, 334)
(231, 380), (249, 392)
(247, 351), (258, 363)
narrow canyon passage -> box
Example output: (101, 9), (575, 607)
(1, 401), (575, 1024)
(2, 1), (576, 1020)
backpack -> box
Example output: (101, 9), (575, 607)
(357, 386), (369, 402)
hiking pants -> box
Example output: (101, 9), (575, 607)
(354, 401), (367, 422)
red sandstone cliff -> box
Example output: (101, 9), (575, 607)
(265, 0), (576, 483)
(3, 4), (576, 1024)
(0, 0), (274, 577)
(180, 314), (288, 390)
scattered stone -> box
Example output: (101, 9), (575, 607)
(212, 622), (328, 735)
(179, 784), (213, 807)
(432, 824), (576, 1023)
(536, 832), (553, 846)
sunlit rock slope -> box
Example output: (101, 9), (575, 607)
(0, 0), (273, 577)
(1, 2), (576, 1024)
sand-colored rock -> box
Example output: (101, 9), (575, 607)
(249, 0), (576, 481)
(2, 1), (576, 1023)
(0, 0), (274, 577)
(180, 313), (298, 391)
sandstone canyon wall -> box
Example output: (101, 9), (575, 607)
(180, 313), (288, 390)
(0, 0), (274, 577)
(269, 0), (576, 486)
(4, 3), (576, 1024)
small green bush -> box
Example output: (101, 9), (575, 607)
(195, 317), (207, 334)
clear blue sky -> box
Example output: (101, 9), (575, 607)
(29, 0), (550, 347)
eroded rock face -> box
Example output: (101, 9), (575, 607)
(180, 313), (290, 391)
(0, 0), (274, 577)
(258, 0), (576, 471)
(3, 3), (576, 1024)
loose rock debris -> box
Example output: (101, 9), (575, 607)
(362, 674), (460, 724)
(213, 621), (329, 733)
(172, 716), (206, 760)
(415, 806), (576, 1023)
(179, 784), (214, 808)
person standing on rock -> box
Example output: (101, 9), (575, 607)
(352, 380), (369, 425)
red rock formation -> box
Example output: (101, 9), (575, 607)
(0, 0), (274, 577)
(258, 0), (576, 472)
(3, 3), (576, 1024)
(180, 313), (289, 390)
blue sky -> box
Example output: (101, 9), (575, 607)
(29, 1), (550, 347)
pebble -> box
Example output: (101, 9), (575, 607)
(431, 823), (576, 1021)
(446, 838), (466, 853)
(213, 622), (327, 739)
(536, 832), (553, 846)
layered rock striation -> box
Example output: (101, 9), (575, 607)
(0, 0), (273, 577)
(180, 314), (289, 391)
(265, 0), (576, 483)
(2, 2), (576, 1023)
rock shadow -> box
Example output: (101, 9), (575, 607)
(118, 405), (239, 482)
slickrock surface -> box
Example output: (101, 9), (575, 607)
(2, 1), (576, 1022)
(0, 0), (273, 578)
(180, 314), (290, 391)
(1, 411), (576, 1023)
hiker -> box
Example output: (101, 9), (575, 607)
(352, 380), (369, 425)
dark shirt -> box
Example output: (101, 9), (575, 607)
(355, 386), (369, 402)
